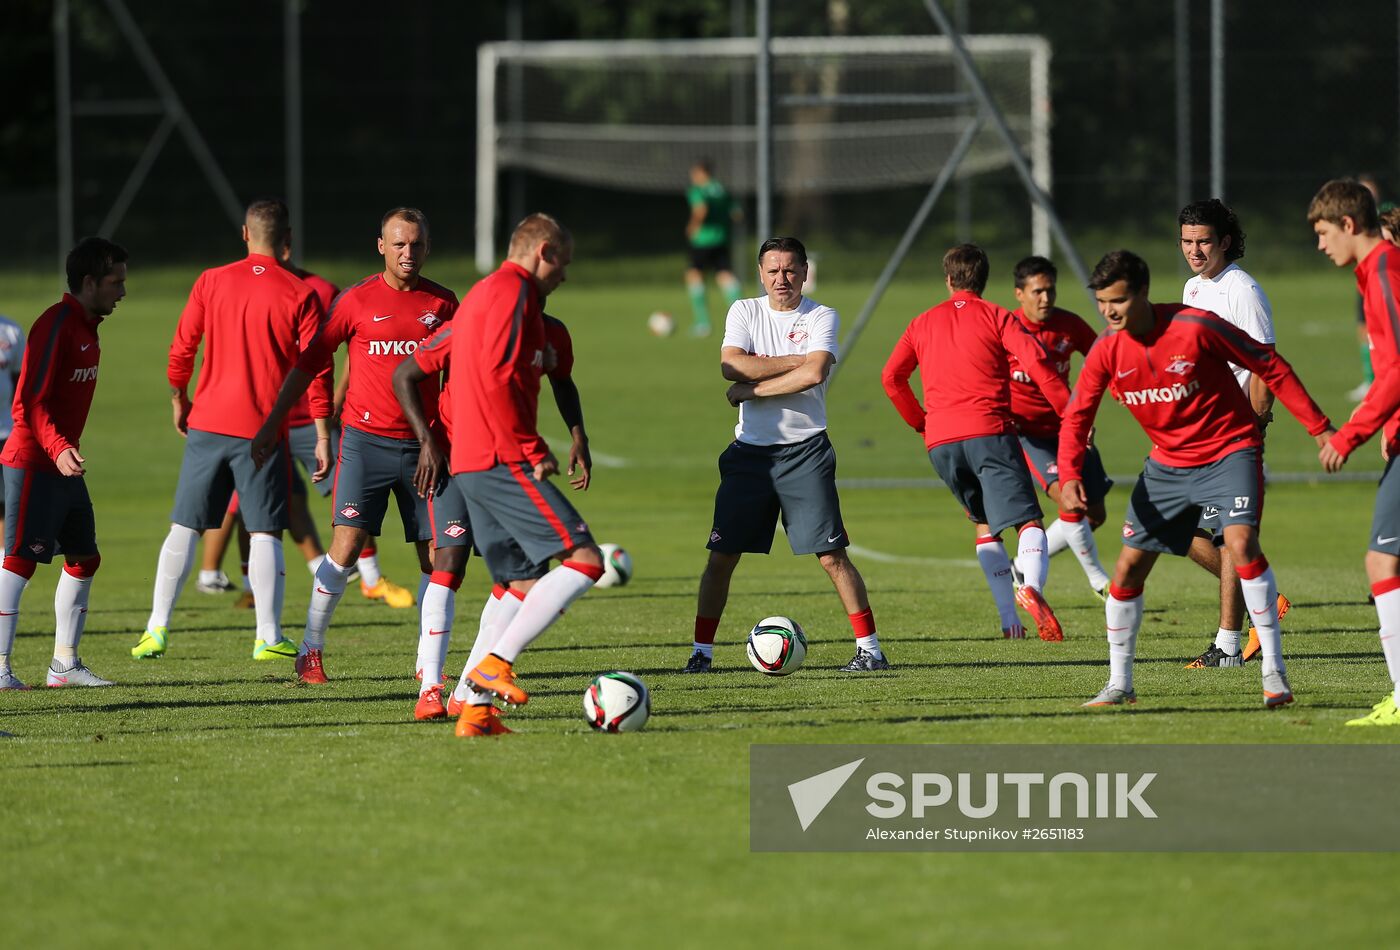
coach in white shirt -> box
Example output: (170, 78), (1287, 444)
(681, 236), (889, 675)
(1179, 198), (1285, 670)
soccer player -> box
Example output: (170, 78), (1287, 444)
(0, 311), (26, 560)
(132, 199), (326, 662)
(0, 237), (126, 690)
(1178, 198), (1290, 669)
(1060, 250), (1333, 709)
(883, 244), (1071, 642)
(439, 212), (604, 720)
(684, 159), (742, 338)
(689, 235), (888, 673)
(252, 207), (456, 684)
(394, 307), (592, 729)
(1006, 256), (1113, 599)
(1310, 179), (1400, 726)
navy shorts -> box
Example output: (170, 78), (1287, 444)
(928, 432), (1043, 535)
(170, 428), (290, 533)
(1019, 433), (1113, 504)
(454, 462), (594, 578)
(708, 432), (848, 556)
(3, 465), (96, 563)
(1121, 447), (1264, 556)
(288, 424), (339, 498)
(331, 425), (430, 543)
(1370, 457), (1400, 556)
(428, 478), (473, 550)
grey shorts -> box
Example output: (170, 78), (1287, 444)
(1369, 457), (1400, 556)
(928, 432), (1043, 535)
(488, 539), (551, 584)
(1019, 433), (1113, 505)
(1122, 447), (1264, 556)
(454, 462), (594, 578)
(288, 424), (339, 498)
(428, 477), (473, 550)
(170, 428), (290, 533)
(331, 425), (430, 543)
(707, 431), (848, 556)
(3, 465), (96, 563)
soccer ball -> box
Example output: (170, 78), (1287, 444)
(647, 311), (675, 337)
(595, 542), (633, 588)
(583, 671), (651, 733)
(746, 616), (808, 676)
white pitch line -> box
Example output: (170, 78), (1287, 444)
(847, 543), (978, 568)
(543, 435), (629, 468)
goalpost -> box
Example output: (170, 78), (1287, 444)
(475, 33), (1053, 274)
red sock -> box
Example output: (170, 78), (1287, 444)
(848, 607), (876, 639)
(694, 616), (720, 644)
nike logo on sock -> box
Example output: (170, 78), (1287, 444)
(429, 629), (447, 637)
(1107, 625), (1131, 632)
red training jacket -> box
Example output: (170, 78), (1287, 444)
(1332, 242), (1400, 458)
(1058, 303), (1331, 481)
(1008, 306), (1100, 439)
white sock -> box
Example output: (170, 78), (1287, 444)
(1238, 565), (1283, 674)
(1375, 587), (1400, 703)
(248, 534), (286, 647)
(240, 567), (251, 593)
(1106, 592), (1144, 691)
(1061, 518), (1111, 590)
(417, 582), (455, 692)
(53, 568), (92, 664)
(975, 537), (1020, 630)
(1044, 519), (1070, 557)
(691, 641), (714, 659)
(1214, 627), (1242, 655)
(855, 633), (882, 658)
(198, 569), (220, 586)
(148, 524), (198, 630)
(307, 554), (325, 577)
(1015, 525), (1049, 592)
(305, 555), (353, 652)
(491, 564), (597, 662)
(357, 552), (382, 586)
(0, 566), (26, 664)
(456, 589), (524, 704)
(417, 572), (430, 612)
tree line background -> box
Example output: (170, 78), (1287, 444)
(2, 0), (1395, 273)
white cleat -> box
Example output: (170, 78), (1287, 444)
(1082, 683), (1137, 707)
(1262, 669), (1294, 708)
(46, 660), (115, 688)
(0, 671), (31, 691)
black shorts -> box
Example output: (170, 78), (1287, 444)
(170, 428), (290, 533)
(708, 432), (848, 556)
(331, 425), (430, 543)
(1121, 448), (1264, 556)
(4, 465), (96, 563)
(928, 433), (1043, 535)
(688, 244), (732, 273)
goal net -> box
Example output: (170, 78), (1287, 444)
(475, 35), (1051, 271)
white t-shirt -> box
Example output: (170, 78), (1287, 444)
(722, 295), (838, 446)
(1182, 262), (1274, 391)
(0, 315), (25, 440)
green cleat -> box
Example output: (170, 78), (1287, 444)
(1346, 694), (1400, 726)
(252, 638), (298, 661)
(131, 626), (168, 659)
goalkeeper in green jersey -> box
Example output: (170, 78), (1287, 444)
(684, 159), (742, 337)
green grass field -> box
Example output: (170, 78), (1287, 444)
(0, 253), (1396, 948)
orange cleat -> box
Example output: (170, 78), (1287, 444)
(295, 649), (328, 684)
(446, 692), (466, 717)
(1242, 594), (1292, 663)
(1015, 586), (1064, 642)
(466, 654), (527, 706)
(415, 684), (448, 721)
(454, 703), (513, 738)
